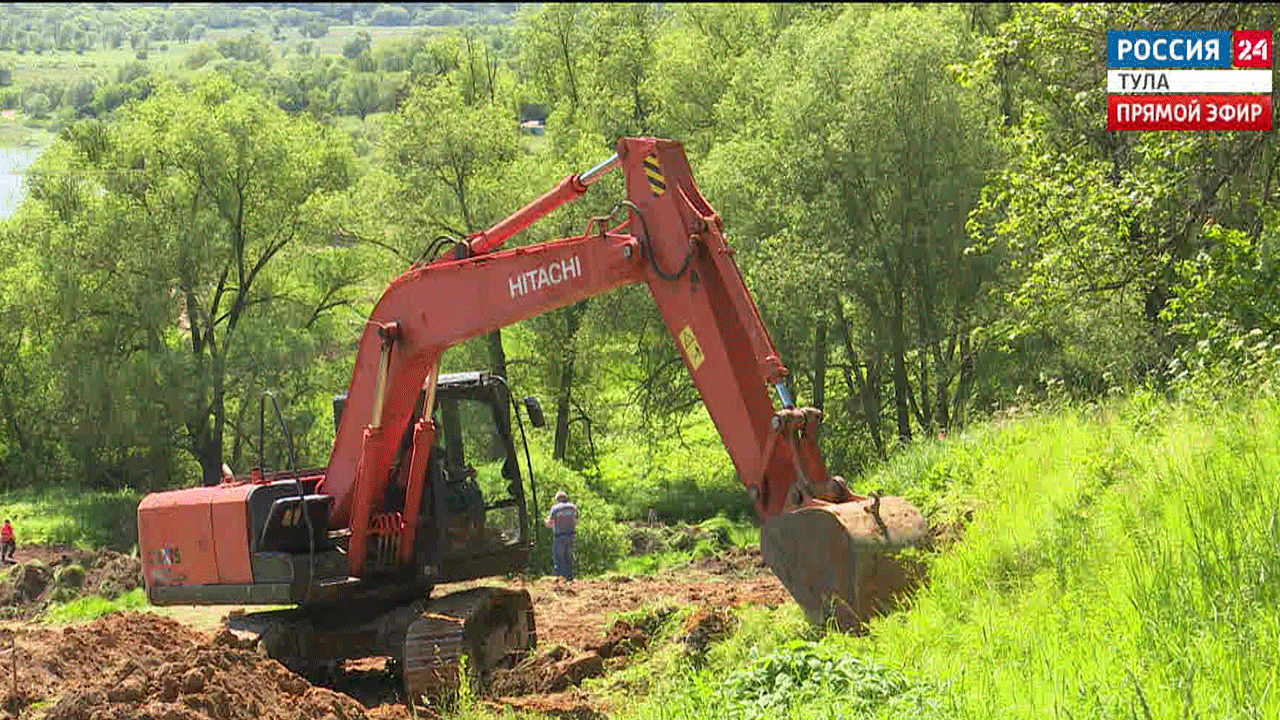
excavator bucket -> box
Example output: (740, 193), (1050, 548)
(760, 495), (929, 631)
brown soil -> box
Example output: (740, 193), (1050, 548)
(443, 550), (789, 656)
(0, 612), (412, 720)
(0, 531), (940, 719)
(0, 548), (780, 720)
(678, 607), (736, 665)
(483, 690), (608, 720)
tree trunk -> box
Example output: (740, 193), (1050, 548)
(952, 327), (974, 426)
(890, 281), (912, 444)
(934, 323), (956, 432)
(194, 430), (224, 487)
(553, 302), (586, 461)
(811, 316), (827, 412)
(834, 301), (885, 458)
(486, 330), (508, 382)
(915, 353), (931, 433)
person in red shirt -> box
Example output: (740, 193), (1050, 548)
(1, 520), (14, 563)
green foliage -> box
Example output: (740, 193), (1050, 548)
(524, 444), (627, 577)
(720, 641), (915, 719)
(863, 394), (1280, 719)
(342, 31), (371, 60)
(215, 33), (273, 67)
(371, 5), (411, 28)
(1164, 223), (1280, 394)
(6, 75), (361, 488)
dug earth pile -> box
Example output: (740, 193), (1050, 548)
(0, 540), (787, 720)
(0, 612), (411, 720)
(0, 547), (142, 620)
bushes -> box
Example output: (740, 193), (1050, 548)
(720, 641), (917, 719)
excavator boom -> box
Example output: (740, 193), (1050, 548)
(316, 137), (927, 627)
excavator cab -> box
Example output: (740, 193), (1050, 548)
(424, 371), (532, 579)
(332, 370), (534, 586)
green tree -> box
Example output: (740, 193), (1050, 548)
(376, 81), (520, 384)
(216, 33), (273, 68)
(342, 73), (382, 121)
(21, 92), (49, 118)
(301, 19), (328, 39)
(966, 3), (1280, 393)
(371, 5), (411, 27)
(343, 30), (371, 60)
(703, 6), (997, 459)
(23, 78), (358, 487)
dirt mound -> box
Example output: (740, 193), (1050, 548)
(0, 546), (142, 620)
(489, 616), (653, 699)
(586, 619), (647, 659)
(0, 612), (204, 715)
(485, 690), (607, 720)
(90, 550), (143, 598)
(0, 612), (413, 720)
(489, 644), (596, 696)
(4, 561), (50, 604)
(679, 607), (735, 664)
(623, 522), (736, 557)
(692, 546), (769, 576)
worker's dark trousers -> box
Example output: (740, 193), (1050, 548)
(553, 532), (575, 581)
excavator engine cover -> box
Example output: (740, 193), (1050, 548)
(760, 495), (929, 631)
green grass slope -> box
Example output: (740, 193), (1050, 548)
(866, 392), (1279, 719)
(604, 392), (1280, 720)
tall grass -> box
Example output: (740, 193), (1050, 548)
(608, 392), (1280, 720)
(866, 392), (1280, 719)
(0, 487), (139, 551)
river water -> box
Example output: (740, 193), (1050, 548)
(0, 146), (45, 219)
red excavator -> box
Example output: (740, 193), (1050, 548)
(136, 137), (928, 704)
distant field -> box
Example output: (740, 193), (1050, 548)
(0, 43), (190, 88)
(0, 22), (439, 92)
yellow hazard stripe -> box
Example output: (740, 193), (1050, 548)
(644, 155), (666, 196)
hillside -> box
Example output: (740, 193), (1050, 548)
(593, 391), (1280, 720)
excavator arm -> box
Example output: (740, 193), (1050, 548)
(320, 137), (927, 628)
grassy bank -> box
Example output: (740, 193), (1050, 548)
(595, 391), (1280, 720)
(0, 487), (139, 551)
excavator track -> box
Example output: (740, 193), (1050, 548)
(224, 586), (535, 711)
(403, 587), (536, 708)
